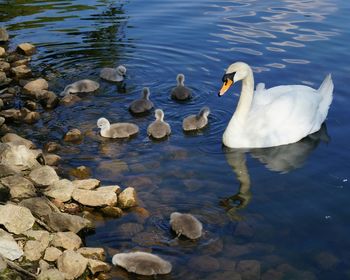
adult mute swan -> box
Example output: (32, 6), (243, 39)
(218, 62), (333, 148)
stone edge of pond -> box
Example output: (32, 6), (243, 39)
(0, 27), (139, 280)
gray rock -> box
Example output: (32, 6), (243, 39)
(16, 43), (36, 56)
(51, 232), (82, 250)
(38, 268), (65, 280)
(0, 229), (23, 260)
(44, 179), (74, 202)
(0, 164), (17, 178)
(0, 61), (10, 72)
(0, 109), (22, 121)
(0, 204), (35, 234)
(24, 240), (46, 261)
(0, 28), (9, 42)
(72, 178), (100, 190)
(72, 188), (117, 207)
(23, 111), (40, 124)
(19, 197), (55, 217)
(57, 250), (88, 280)
(0, 143), (41, 171)
(60, 93), (81, 106)
(87, 259), (111, 274)
(40, 90), (59, 109)
(43, 246), (62, 262)
(46, 212), (93, 233)
(29, 165), (59, 187)
(236, 260), (261, 280)
(0, 47), (5, 57)
(0, 255), (7, 272)
(97, 185), (121, 193)
(112, 251), (172, 276)
(1, 133), (35, 149)
(23, 78), (48, 93)
(118, 187), (137, 209)
(77, 247), (105, 261)
(11, 64), (32, 79)
(1, 175), (36, 199)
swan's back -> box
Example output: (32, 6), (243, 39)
(229, 75), (333, 148)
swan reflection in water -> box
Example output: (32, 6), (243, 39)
(220, 124), (329, 220)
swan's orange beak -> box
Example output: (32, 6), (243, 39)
(218, 80), (233, 96)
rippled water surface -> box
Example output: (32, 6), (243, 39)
(1, 0), (350, 279)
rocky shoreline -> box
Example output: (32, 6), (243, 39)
(0, 27), (139, 279)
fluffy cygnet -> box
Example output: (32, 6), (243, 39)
(170, 212), (203, 239)
(97, 117), (139, 139)
(112, 251), (172, 276)
(182, 106), (210, 131)
(100, 65), (126, 82)
(129, 87), (154, 114)
(147, 109), (171, 139)
(60, 79), (100, 96)
(171, 73), (192, 101)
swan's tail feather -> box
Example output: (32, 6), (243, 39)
(318, 74), (333, 121)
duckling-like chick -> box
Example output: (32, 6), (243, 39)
(171, 73), (192, 101)
(60, 79), (100, 96)
(170, 212), (203, 239)
(183, 106), (210, 131)
(100, 65), (126, 82)
(97, 117), (138, 139)
(129, 87), (154, 114)
(112, 251), (172, 276)
(147, 109), (171, 139)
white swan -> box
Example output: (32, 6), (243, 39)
(218, 62), (333, 148)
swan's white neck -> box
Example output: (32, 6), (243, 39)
(100, 123), (110, 137)
(223, 67), (254, 144)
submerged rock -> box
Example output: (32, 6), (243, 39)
(188, 255), (220, 272)
(112, 251), (172, 276)
(170, 212), (203, 239)
(236, 260), (261, 280)
(64, 128), (83, 142)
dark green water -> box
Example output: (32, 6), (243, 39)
(1, 0), (349, 279)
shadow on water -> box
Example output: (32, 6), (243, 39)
(221, 123), (330, 221)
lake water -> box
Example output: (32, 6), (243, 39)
(1, 0), (350, 279)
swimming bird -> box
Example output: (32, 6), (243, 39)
(182, 106), (210, 131)
(170, 212), (203, 239)
(100, 65), (126, 82)
(97, 117), (139, 139)
(218, 61), (333, 148)
(60, 79), (100, 96)
(171, 73), (192, 100)
(129, 87), (154, 114)
(147, 109), (171, 139)
(112, 251), (172, 276)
